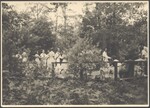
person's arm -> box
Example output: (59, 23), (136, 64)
(105, 52), (111, 59)
(54, 53), (59, 60)
(40, 53), (43, 58)
(46, 54), (50, 60)
(38, 54), (41, 59)
(108, 56), (111, 59)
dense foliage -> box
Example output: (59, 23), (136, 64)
(68, 38), (105, 80)
(3, 73), (148, 105)
(2, 3), (56, 69)
(80, 3), (147, 60)
(2, 2), (148, 105)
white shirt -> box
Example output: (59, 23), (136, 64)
(47, 51), (55, 63)
(35, 54), (40, 58)
(102, 51), (110, 62)
(22, 52), (27, 57)
(40, 53), (47, 58)
(22, 52), (28, 62)
(35, 54), (40, 65)
(49, 51), (55, 58)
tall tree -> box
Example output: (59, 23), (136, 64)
(81, 2), (147, 60)
(27, 3), (47, 20)
(2, 3), (24, 70)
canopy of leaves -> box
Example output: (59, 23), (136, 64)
(80, 2), (147, 60)
(2, 2), (147, 72)
(2, 3), (56, 68)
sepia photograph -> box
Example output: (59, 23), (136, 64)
(1, 0), (149, 107)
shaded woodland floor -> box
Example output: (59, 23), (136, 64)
(2, 73), (148, 105)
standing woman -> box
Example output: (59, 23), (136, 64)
(47, 51), (55, 69)
(40, 50), (47, 67)
(47, 50), (55, 70)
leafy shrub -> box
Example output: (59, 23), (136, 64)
(3, 59), (51, 104)
(68, 38), (105, 80)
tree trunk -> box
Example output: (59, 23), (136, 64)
(62, 5), (67, 34)
(55, 7), (58, 32)
(95, 3), (101, 29)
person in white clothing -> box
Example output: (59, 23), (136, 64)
(141, 46), (148, 59)
(35, 51), (41, 67)
(55, 63), (62, 76)
(22, 51), (28, 63)
(54, 51), (60, 61)
(102, 48), (111, 76)
(40, 50), (47, 67)
(141, 46), (148, 76)
(16, 52), (22, 60)
(47, 50), (55, 70)
(55, 62), (66, 79)
(102, 48), (111, 62)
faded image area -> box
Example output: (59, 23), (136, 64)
(1, 1), (148, 106)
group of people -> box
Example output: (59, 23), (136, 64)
(13, 45), (148, 78)
(14, 49), (67, 67)
(34, 49), (67, 70)
(14, 49), (68, 78)
(101, 45), (148, 78)
(14, 50), (28, 63)
(102, 45), (148, 64)
(34, 49), (68, 78)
